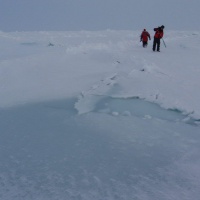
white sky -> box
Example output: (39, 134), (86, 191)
(0, 0), (200, 31)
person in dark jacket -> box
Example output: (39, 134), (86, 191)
(153, 25), (165, 52)
(140, 29), (151, 47)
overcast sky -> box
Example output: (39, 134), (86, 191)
(0, 0), (199, 32)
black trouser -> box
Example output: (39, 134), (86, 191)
(153, 38), (160, 51)
(142, 41), (148, 47)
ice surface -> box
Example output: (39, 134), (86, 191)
(0, 30), (200, 199)
(0, 98), (200, 200)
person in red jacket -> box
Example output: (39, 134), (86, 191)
(140, 29), (151, 47)
(153, 25), (165, 52)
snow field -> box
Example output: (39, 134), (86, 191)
(0, 30), (200, 199)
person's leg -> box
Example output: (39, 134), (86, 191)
(153, 38), (156, 51)
(157, 39), (161, 51)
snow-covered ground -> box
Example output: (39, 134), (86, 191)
(0, 30), (200, 199)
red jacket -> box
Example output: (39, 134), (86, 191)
(154, 28), (164, 39)
(141, 30), (151, 42)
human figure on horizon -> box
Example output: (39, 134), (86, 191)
(153, 25), (165, 52)
(140, 29), (151, 48)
